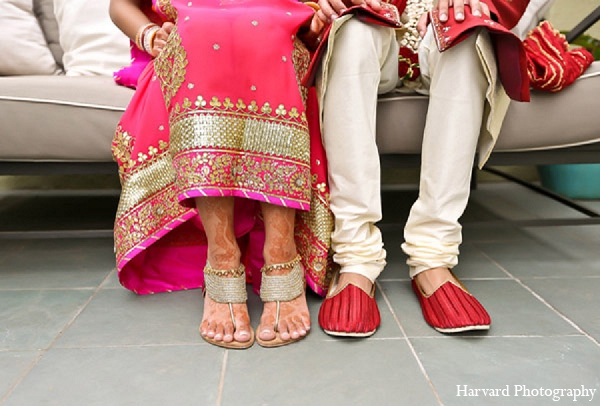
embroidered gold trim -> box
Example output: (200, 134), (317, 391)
(169, 114), (310, 163)
(172, 149), (311, 203)
(292, 37), (311, 104)
(154, 25), (188, 108)
(155, 0), (178, 22)
(114, 184), (190, 262)
(297, 190), (333, 246)
(116, 152), (176, 218)
(170, 95), (308, 127)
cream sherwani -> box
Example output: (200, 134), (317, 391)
(316, 16), (510, 281)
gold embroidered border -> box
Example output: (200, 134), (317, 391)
(170, 95), (308, 128)
(112, 125), (134, 175)
(115, 183), (189, 263)
(169, 113), (310, 163)
(297, 191), (333, 247)
(172, 149), (312, 203)
(116, 152), (176, 218)
(154, 25), (188, 108)
(292, 37), (311, 104)
(154, 0), (178, 22)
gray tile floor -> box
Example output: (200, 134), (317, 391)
(1, 182), (600, 405)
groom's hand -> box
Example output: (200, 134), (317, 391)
(316, 0), (382, 24)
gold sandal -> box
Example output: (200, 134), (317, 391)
(256, 255), (308, 348)
(201, 263), (255, 349)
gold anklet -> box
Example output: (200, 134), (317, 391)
(204, 263), (245, 278)
(260, 254), (301, 273)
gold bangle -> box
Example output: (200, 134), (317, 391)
(135, 22), (157, 51)
(304, 1), (320, 12)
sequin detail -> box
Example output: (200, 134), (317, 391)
(154, 26), (188, 108)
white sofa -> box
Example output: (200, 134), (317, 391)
(1, 0), (600, 208)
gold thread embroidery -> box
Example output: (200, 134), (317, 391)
(171, 149), (311, 204)
(171, 94), (308, 127)
(116, 152), (176, 218)
(292, 37), (310, 104)
(154, 25), (188, 108)
(169, 114), (310, 163)
(155, 0), (178, 21)
(115, 184), (190, 264)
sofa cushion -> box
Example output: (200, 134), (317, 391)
(33, 0), (63, 70)
(375, 62), (600, 154)
(0, 76), (133, 161)
(0, 0), (61, 75)
(53, 0), (131, 76)
(1, 63), (599, 163)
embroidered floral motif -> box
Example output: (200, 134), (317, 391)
(154, 25), (188, 108)
(172, 150), (311, 204)
(112, 125), (133, 168)
(292, 37), (311, 104)
(154, 0), (178, 21)
(115, 184), (190, 264)
(112, 125), (170, 183)
(170, 94), (308, 126)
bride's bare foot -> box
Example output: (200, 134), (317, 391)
(413, 267), (456, 296)
(195, 197), (254, 348)
(258, 258), (311, 345)
(197, 251), (252, 347)
(200, 296), (252, 344)
(257, 203), (308, 346)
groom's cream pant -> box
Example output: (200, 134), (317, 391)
(317, 19), (491, 281)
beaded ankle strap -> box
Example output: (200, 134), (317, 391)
(204, 263), (247, 304)
(260, 255), (305, 302)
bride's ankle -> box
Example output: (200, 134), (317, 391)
(262, 253), (300, 276)
(206, 249), (241, 272)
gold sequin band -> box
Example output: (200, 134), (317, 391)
(260, 258), (305, 303)
(204, 263), (248, 303)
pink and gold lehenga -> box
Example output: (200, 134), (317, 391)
(111, 0), (333, 296)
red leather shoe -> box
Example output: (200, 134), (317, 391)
(318, 272), (380, 337)
(412, 276), (491, 333)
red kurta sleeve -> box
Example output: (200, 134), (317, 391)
(430, 0), (533, 101)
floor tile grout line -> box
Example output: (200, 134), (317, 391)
(0, 351), (44, 405)
(379, 275), (600, 283)
(0, 270), (112, 404)
(376, 280), (445, 406)
(45, 343), (212, 350)
(378, 277), (512, 282)
(3, 333), (584, 351)
(397, 333), (588, 340)
(216, 350), (228, 406)
(476, 248), (600, 348)
(563, 229), (600, 249)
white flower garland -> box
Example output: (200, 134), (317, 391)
(399, 0), (434, 52)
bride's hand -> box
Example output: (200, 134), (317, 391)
(150, 22), (174, 57)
